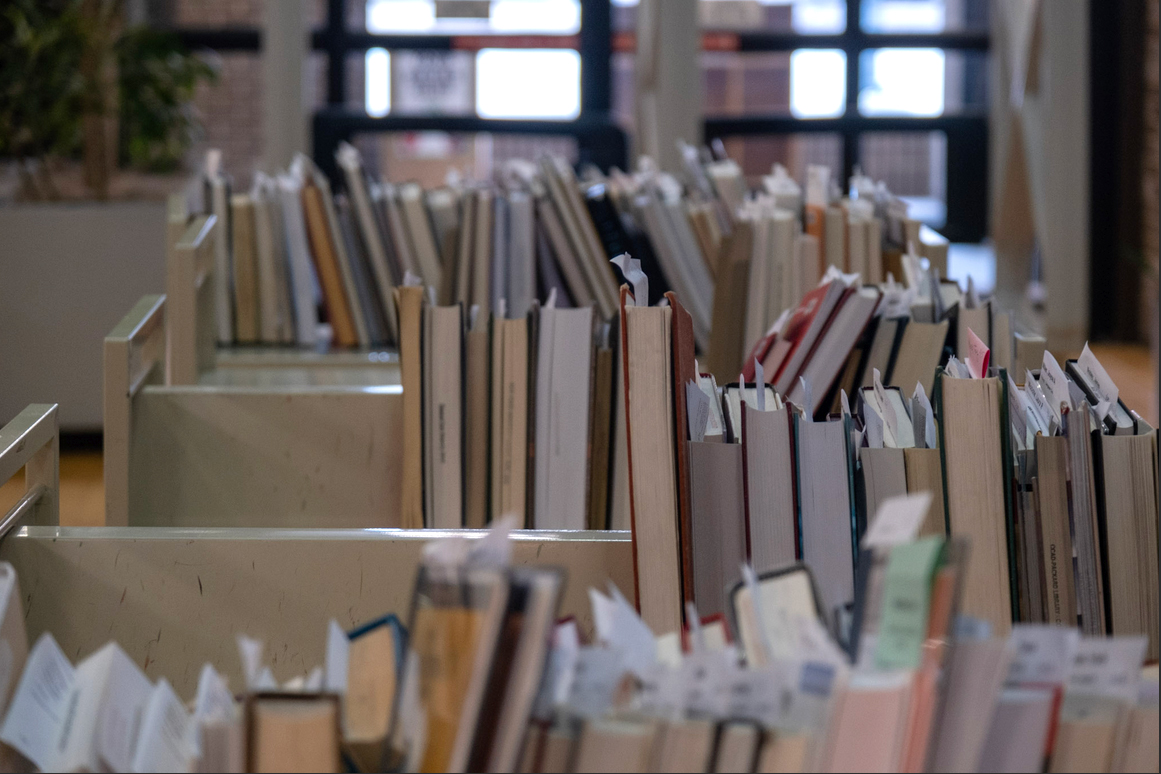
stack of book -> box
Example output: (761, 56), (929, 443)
(1, 509), (1156, 774)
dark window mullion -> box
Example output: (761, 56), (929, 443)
(842, 0), (863, 187)
(325, 0), (347, 106)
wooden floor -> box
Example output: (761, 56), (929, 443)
(1, 343), (1155, 529)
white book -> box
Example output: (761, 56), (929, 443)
(277, 173), (320, 346)
(131, 678), (194, 773)
(0, 563), (27, 719)
(424, 304), (464, 529)
(533, 304), (594, 530)
(252, 175), (296, 345)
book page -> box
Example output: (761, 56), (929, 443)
(0, 633), (75, 771)
(131, 679), (193, 773)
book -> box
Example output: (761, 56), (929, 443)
(890, 320), (949, 398)
(1094, 432), (1160, 659)
(667, 291), (699, 605)
(335, 194), (391, 346)
(650, 719), (715, 773)
(251, 176), (296, 345)
(230, 193), (260, 344)
(533, 304), (594, 530)
(302, 178), (359, 348)
(507, 191), (537, 319)
(903, 448), (947, 537)
(491, 315), (530, 526)
(277, 172), (321, 346)
(1064, 404), (1106, 635)
(620, 287), (683, 634)
(860, 317), (908, 389)
(707, 224), (752, 382)
(786, 286), (881, 412)
(796, 414), (857, 623)
(769, 279), (848, 395)
(741, 404), (798, 573)
(955, 300), (990, 362)
(860, 448), (908, 536)
(398, 182), (443, 292)
(396, 285), (426, 529)
(538, 195), (593, 310)
(246, 694), (341, 773)
(820, 672), (911, 773)
(398, 565), (510, 773)
(310, 162), (371, 348)
(688, 440), (747, 618)
(206, 152), (234, 344)
(572, 718), (657, 773)
(978, 687), (1057, 773)
(341, 617), (405, 772)
(1035, 435), (1079, 627)
(587, 329), (616, 530)
(424, 303), (465, 529)
(463, 311), (491, 530)
(937, 371), (1014, 634)
(713, 721), (762, 773)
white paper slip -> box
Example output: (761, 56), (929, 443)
(1067, 636), (1148, 702)
(911, 382), (937, 450)
(324, 619), (349, 695)
(1024, 371), (1056, 435)
(1007, 624), (1080, 687)
(1040, 351), (1071, 421)
(132, 679), (193, 773)
(1075, 343), (1119, 420)
(0, 633), (75, 771)
(862, 491), (933, 549)
(686, 381), (711, 443)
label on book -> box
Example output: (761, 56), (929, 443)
(874, 536), (944, 670)
(863, 492), (933, 549)
(682, 651), (731, 718)
(1007, 625), (1079, 686)
(1076, 344), (1119, 420)
(1066, 636), (1148, 702)
(1040, 351), (1071, 421)
(966, 327), (990, 378)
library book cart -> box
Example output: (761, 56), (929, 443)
(1, 403), (633, 695)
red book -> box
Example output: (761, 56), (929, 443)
(766, 280), (849, 394)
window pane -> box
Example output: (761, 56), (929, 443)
(365, 0), (581, 35)
(858, 131), (947, 228)
(858, 49), (987, 116)
(860, 0), (988, 33)
(365, 49), (391, 116)
(791, 49), (846, 118)
(612, 0), (845, 34)
(476, 49), (581, 119)
(712, 133), (842, 188)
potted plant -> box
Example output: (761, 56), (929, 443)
(0, 0), (217, 431)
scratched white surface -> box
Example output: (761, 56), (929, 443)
(1, 528), (633, 697)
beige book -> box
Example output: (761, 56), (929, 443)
(714, 722), (762, 773)
(1096, 433), (1160, 659)
(251, 181), (296, 344)
(342, 626), (398, 772)
(1049, 700), (1122, 773)
(891, 320), (949, 398)
(610, 337), (632, 532)
(771, 209), (798, 312)
(742, 404), (798, 573)
(688, 440), (747, 619)
(1066, 405), (1106, 635)
(757, 732), (810, 774)
(861, 448), (908, 529)
(195, 718), (244, 773)
(491, 317), (529, 525)
(847, 217), (868, 278)
(302, 182), (359, 347)
(650, 719), (715, 773)
(903, 447), (947, 537)
(464, 315), (491, 529)
(956, 302), (990, 362)
(537, 196), (594, 309)
(311, 166), (371, 347)
(382, 184), (418, 278)
(230, 194), (260, 344)
(866, 218), (883, 284)
(1109, 704), (1159, 773)
(398, 182), (443, 291)
(1036, 435), (1078, 627)
(795, 232), (821, 304)
(396, 286), (425, 528)
(247, 695), (341, 774)
(1014, 333), (1048, 383)
(978, 687), (1057, 773)
(918, 224), (949, 277)
(424, 304), (464, 529)
(707, 225), (752, 383)
(573, 718), (658, 774)
(556, 161), (619, 318)
(824, 205), (846, 271)
(622, 295), (683, 635)
(539, 726), (576, 774)
(940, 374), (1012, 635)
(453, 192), (475, 306)
(745, 214), (774, 358)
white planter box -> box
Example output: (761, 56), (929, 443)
(0, 202), (166, 431)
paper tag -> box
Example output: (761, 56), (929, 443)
(1008, 375), (1029, 450)
(686, 381), (710, 443)
(966, 327), (990, 378)
(636, 663), (684, 720)
(131, 679), (194, 773)
(531, 620), (580, 721)
(192, 663), (235, 731)
(324, 620), (349, 694)
(872, 370), (900, 446)
(1076, 344), (1119, 420)
(863, 492), (933, 549)
(682, 651), (733, 718)
(0, 633), (75, 771)
(1007, 624), (1079, 686)
(403, 270), (423, 287)
(697, 375), (725, 438)
(1040, 351), (1072, 421)
(1024, 372), (1056, 435)
(840, 389), (851, 418)
(965, 275), (981, 308)
(611, 253), (648, 306)
(1066, 636), (1148, 702)
(567, 647), (627, 718)
(874, 536), (945, 670)
(863, 401), (885, 449)
(911, 383), (937, 450)
(945, 356), (971, 379)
